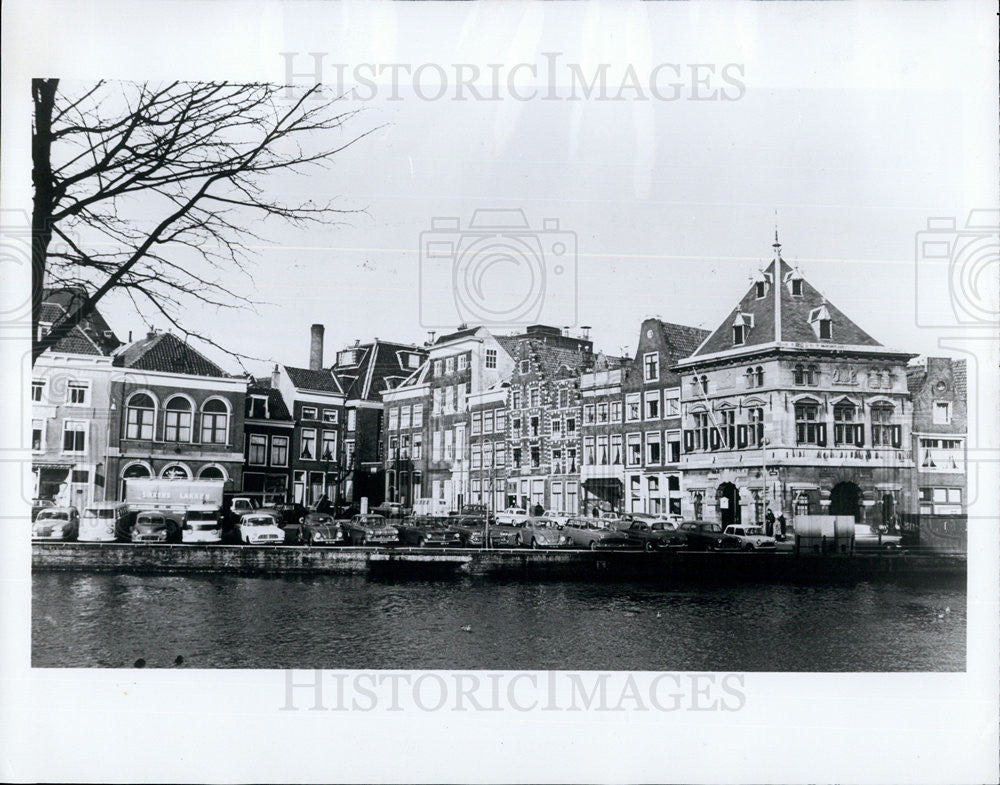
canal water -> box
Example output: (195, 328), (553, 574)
(32, 572), (965, 671)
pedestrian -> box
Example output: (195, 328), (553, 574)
(765, 508), (775, 538)
(778, 513), (787, 541)
(533, 502), (543, 517)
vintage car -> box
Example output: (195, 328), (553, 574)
(342, 514), (399, 546)
(78, 502), (129, 542)
(131, 510), (182, 543)
(853, 523), (904, 552)
(397, 516), (463, 547)
(485, 519), (524, 547)
(451, 516), (489, 547)
(495, 507), (529, 526)
(371, 502), (407, 519)
(676, 521), (742, 551)
(622, 519), (686, 551)
(181, 506), (223, 544)
(460, 503), (494, 523)
(265, 502), (308, 528)
(235, 512), (284, 545)
(563, 518), (631, 550)
(32, 506), (80, 541)
(31, 498), (55, 522)
(541, 509), (572, 527)
(723, 524), (777, 551)
(621, 512), (677, 531)
(298, 512), (345, 546)
(514, 517), (570, 549)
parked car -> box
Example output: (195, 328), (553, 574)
(397, 516), (463, 547)
(342, 514), (399, 546)
(853, 523), (904, 552)
(495, 507), (529, 526)
(78, 502), (129, 542)
(371, 502), (407, 519)
(31, 498), (55, 522)
(723, 524), (777, 552)
(235, 512), (285, 545)
(563, 517), (631, 550)
(180, 505), (223, 544)
(265, 502), (307, 528)
(485, 519), (524, 547)
(518, 517), (570, 549)
(676, 521), (742, 551)
(451, 516), (489, 547)
(623, 519), (686, 551)
(32, 506), (80, 541)
(298, 512), (344, 546)
(541, 509), (572, 527)
(460, 503), (494, 523)
(621, 512), (676, 531)
(131, 510), (181, 543)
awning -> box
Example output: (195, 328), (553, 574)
(582, 477), (623, 490)
(33, 463), (74, 472)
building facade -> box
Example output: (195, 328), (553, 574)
(106, 330), (247, 499)
(674, 240), (916, 530)
(241, 368), (295, 502)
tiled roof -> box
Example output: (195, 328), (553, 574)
(494, 334), (522, 360)
(514, 339), (593, 380)
(953, 360), (967, 398)
(658, 321), (711, 360)
(39, 288), (120, 357)
(434, 326), (480, 344)
(285, 365), (344, 394)
(693, 257), (881, 357)
(246, 384), (293, 421)
(113, 332), (228, 377)
(332, 341), (427, 402)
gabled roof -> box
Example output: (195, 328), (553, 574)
(38, 288), (121, 357)
(332, 340), (428, 402)
(691, 252), (882, 359)
(246, 381), (293, 421)
(284, 365), (344, 394)
(112, 331), (228, 377)
(434, 326), (479, 344)
(655, 320), (712, 361)
(510, 337), (593, 381)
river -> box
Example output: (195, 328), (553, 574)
(32, 572), (965, 671)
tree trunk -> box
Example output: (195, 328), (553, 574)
(31, 78), (58, 363)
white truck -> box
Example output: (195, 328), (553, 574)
(124, 479), (225, 544)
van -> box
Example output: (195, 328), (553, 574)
(78, 502), (129, 542)
(182, 505), (223, 544)
(411, 498), (450, 518)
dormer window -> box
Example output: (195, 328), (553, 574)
(337, 349), (359, 366)
(818, 319), (831, 339)
(755, 280), (766, 299)
(791, 279), (802, 296)
(733, 325), (745, 345)
(808, 305), (833, 340)
(732, 312), (753, 346)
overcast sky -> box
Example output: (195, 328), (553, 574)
(30, 3), (1000, 375)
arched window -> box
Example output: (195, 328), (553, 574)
(745, 367), (756, 388)
(164, 396), (193, 442)
(161, 463), (191, 479)
(700, 376), (709, 394)
(200, 399), (230, 444)
(125, 393), (156, 440)
(198, 465), (226, 481)
(755, 366), (764, 387)
(806, 364), (818, 386)
(122, 462), (152, 479)
(793, 364), (805, 386)
(833, 401), (858, 446)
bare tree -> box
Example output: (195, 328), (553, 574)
(31, 78), (373, 365)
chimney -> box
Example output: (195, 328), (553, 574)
(581, 325), (591, 340)
(310, 324), (325, 370)
(271, 364), (280, 389)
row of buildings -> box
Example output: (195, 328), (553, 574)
(32, 238), (967, 531)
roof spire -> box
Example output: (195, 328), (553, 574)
(772, 228), (782, 261)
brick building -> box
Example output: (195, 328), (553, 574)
(674, 238), (916, 530)
(907, 357), (967, 516)
(31, 288), (121, 507)
(467, 382), (509, 513)
(241, 367), (294, 501)
(107, 330), (247, 499)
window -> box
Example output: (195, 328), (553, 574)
(300, 428), (317, 460)
(412, 404), (423, 426)
(201, 399), (229, 444)
(248, 395), (268, 419)
(458, 383), (467, 411)
(755, 367), (764, 387)
(551, 418), (561, 438)
(747, 408), (764, 447)
(495, 410), (506, 431)
(519, 360), (530, 374)
(32, 419), (44, 450)
(746, 367), (764, 388)
(32, 380), (45, 402)
(793, 364), (805, 386)
(626, 393), (641, 421)
(301, 406), (317, 420)
(919, 437), (964, 472)
(692, 411), (711, 451)
(433, 360), (443, 376)
(833, 402), (862, 446)
(347, 409), (357, 431)
(338, 349), (359, 366)
(407, 353), (420, 369)
(471, 444), (482, 470)
(432, 431), (442, 461)
(483, 410), (494, 433)
(794, 402), (823, 445)
(432, 388), (442, 415)
(444, 429), (454, 460)
(932, 401), (951, 425)
(567, 448), (577, 472)
(485, 349), (497, 369)
(818, 319), (831, 340)
(530, 415), (539, 436)
(645, 391), (660, 420)
(667, 434), (681, 463)
(611, 434), (622, 464)
(162, 464), (190, 480)
(248, 434), (268, 465)
(663, 391), (679, 417)
(62, 420), (86, 453)
(388, 407), (399, 431)
(495, 445), (506, 466)
(512, 448), (522, 469)
(322, 409), (338, 424)
(164, 397), (193, 442)
(791, 278), (803, 296)
(271, 435), (289, 467)
(559, 389), (569, 408)
(612, 401), (622, 422)
(412, 434), (422, 460)
(511, 390), (521, 409)
(67, 381), (89, 405)
(529, 388), (539, 408)
(400, 406), (411, 430)
(512, 417), (521, 437)
(530, 446), (540, 468)
(445, 357), (455, 374)
(646, 432), (662, 464)
(321, 431), (337, 461)
(126, 393), (156, 440)
(584, 404), (595, 424)
(807, 365), (818, 385)
(794, 493), (810, 517)
(644, 352), (659, 382)
(565, 417), (576, 433)
(584, 437), (596, 466)
(700, 376), (709, 394)
(733, 324), (745, 345)
(755, 280), (766, 299)
(458, 355), (467, 371)
(720, 409), (736, 450)
(471, 412), (482, 434)
(627, 433), (642, 466)
(871, 403), (895, 446)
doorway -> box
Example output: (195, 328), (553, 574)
(829, 481), (863, 521)
(717, 482), (741, 527)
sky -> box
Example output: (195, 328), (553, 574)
(41, 3), (1000, 375)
